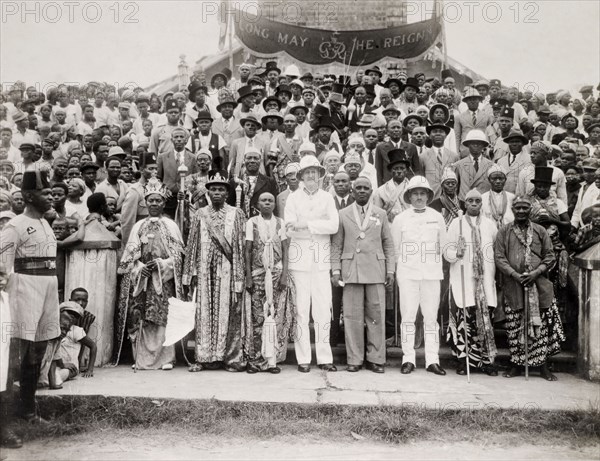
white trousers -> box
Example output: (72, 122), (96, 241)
(291, 270), (333, 365)
(398, 278), (441, 367)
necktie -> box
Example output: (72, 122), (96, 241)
(437, 148), (443, 164)
(357, 105), (362, 119)
(368, 150), (374, 165)
(340, 198), (345, 209)
(269, 131), (274, 139)
(224, 119), (230, 131)
(472, 111), (477, 126)
(474, 158), (479, 173)
(360, 206), (365, 218)
(509, 153), (517, 166)
(249, 138), (254, 147)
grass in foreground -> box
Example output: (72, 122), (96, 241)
(10, 396), (600, 447)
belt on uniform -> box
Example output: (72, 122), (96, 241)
(14, 257), (57, 276)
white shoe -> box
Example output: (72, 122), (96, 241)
(161, 363), (174, 371)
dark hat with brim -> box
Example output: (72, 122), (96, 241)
(211, 72), (228, 87)
(531, 166), (556, 185)
(79, 161), (100, 172)
(261, 111), (283, 125)
(275, 84), (292, 97)
(240, 114), (262, 128)
(402, 114), (424, 127)
(384, 79), (404, 91)
(387, 148), (410, 170)
(426, 123), (451, 135)
(196, 110), (213, 121)
(429, 103), (450, 123)
(262, 96), (282, 111)
(316, 116), (336, 131)
(216, 97), (237, 112)
(237, 85), (255, 103)
(503, 129), (528, 144)
(366, 67), (383, 78)
(188, 81), (208, 102)
(312, 104), (330, 118)
(289, 104), (309, 115)
(586, 123), (600, 134)
(404, 78), (420, 91)
(19, 143), (36, 151)
(21, 170), (51, 191)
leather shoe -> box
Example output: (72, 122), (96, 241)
(246, 364), (260, 374)
(268, 366), (281, 374)
(0, 428), (22, 449)
(346, 365), (361, 372)
(426, 363), (447, 376)
(297, 364), (311, 373)
(400, 362), (415, 374)
(319, 363), (337, 372)
(366, 362), (385, 373)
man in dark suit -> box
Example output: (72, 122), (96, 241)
(346, 86), (376, 133)
(454, 129), (494, 200)
(375, 119), (421, 186)
(157, 126), (198, 218)
(228, 148), (278, 218)
(329, 171), (354, 347)
(331, 176), (395, 373)
(454, 88), (494, 157)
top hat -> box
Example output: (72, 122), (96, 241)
(21, 170), (51, 191)
(531, 166), (556, 185)
(404, 78), (420, 91)
(387, 149), (411, 170)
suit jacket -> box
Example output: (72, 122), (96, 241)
(228, 136), (270, 177)
(419, 146), (460, 198)
(495, 149), (531, 194)
(345, 103), (376, 132)
(227, 173), (278, 217)
(375, 140), (421, 186)
(212, 116), (244, 147)
(330, 204), (395, 284)
(333, 194), (354, 210)
(157, 149), (198, 193)
(454, 109), (494, 156)
(453, 155), (494, 200)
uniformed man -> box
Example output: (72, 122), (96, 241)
(1, 170), (59, 422)
(391, 176), (447, 375)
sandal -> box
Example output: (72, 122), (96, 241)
(188, 363), (203, 373)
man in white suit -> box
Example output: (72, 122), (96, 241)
(285, 156), (339, 373)
(495, 129), (531, 194)
(454, 88), (494, 158)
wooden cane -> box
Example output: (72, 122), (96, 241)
(458, 211), (471, 383)
(524, 284), (529, 381)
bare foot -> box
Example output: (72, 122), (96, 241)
(503, 366), (521, 378)
(540, 364), (557, 381)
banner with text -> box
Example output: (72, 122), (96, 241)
(233, 13), (442, 66)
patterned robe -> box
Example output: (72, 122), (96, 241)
(245, 216), (296, 369)
(182, 204), (250, 367)
(113, 216), (184, 367)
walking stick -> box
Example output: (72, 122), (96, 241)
(393, 279), (399, 347)
(524, 285), (529, 381)
(458, 212), (471, 383)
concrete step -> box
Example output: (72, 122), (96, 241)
(185, 341), (577, 373)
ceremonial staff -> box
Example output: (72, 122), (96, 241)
(177, 164), (188, 232)
(135, 233), (155, 372)
(524, 285), (530, 381)
(458, 210), (471, 383)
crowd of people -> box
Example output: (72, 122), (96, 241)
(1, 61), (600, 449)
